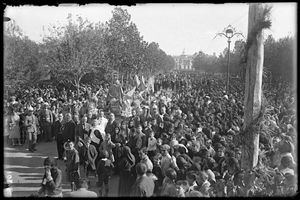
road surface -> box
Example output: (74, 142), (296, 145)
(4, 140), (120, 197)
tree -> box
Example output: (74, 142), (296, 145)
(4, 21), (41, 92)
(241, 3), (271, 175)
(43, 14), (107, 97)
(104, 8), (146, 77)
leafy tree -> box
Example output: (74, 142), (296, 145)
(4, 21), (41, 92)
(43, 14), (107, 96)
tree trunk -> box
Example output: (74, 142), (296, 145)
(241, 3), (265, 171)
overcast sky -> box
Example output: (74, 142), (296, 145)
(5, 3), (296, 56)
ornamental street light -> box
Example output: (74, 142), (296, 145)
(4, 17), (11, 22)
(214, 25), (244, 93)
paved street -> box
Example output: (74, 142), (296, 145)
(4, 140), (120, 197)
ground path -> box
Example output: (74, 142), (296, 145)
(4, 140), (120, 197)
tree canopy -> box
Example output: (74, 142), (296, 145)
(4, 8), (176, 93)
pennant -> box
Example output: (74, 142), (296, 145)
(147, 76), (155, 93)
(134, 75), (140, 87)
(138, 75), (147, 91)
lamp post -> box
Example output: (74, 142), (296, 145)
(215, 25), (244, 93)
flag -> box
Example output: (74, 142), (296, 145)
(138, 75), (147, 91)
(124, 87), (136, 99)
(147, 76), (155, 93)
(134, 75), (140, 87)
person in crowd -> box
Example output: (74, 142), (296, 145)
(130, 163), (155, 197)
(7, 106), (21, 146)
(105, 113), (119, 143)
(89, 117), (104, 151)
(97, 109), (108, 136)
(53, 113), (64, 160)
(77, 136), (98, 179)
(62, 113), (76, 142)
(24, 106), (39, 152)
(18, 107), (27, 145)
(64, 178), (97, 197)
(118, 146), (136, 196)
(147, 130), (157, 160)
(99, 133), (118, 164)
(37, 157), (62, 197)
(75, 115), (91, 145)
(160, 167), (178, 196)
(138, 147), (153, 173)
(160, 144), (178, 177)
(63, 140), (80, 191)
(97, 150), (114, 196)
(40, 102), (54, 142)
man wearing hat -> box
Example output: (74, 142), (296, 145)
(24, 106), (38, 152)
(40, 102), (54, 142)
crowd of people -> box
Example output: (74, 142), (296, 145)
(4, 72), (297, 197)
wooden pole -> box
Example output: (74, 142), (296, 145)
(241, 3), (265, 171)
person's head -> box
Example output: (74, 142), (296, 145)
(151, 118), (157, 125)
(105, 133), (111, 142)
(121, 120), (127, 129)
(138, 147), (148, 159)
(161, 144), (170, 156)
(165, 168), (177, 182)
(137, 124), (143, 133)
(81, 115), (87, 123)
(87, 111), (93, 118)
(27, 106), (34, 115)
(73, 114), (79, 123)
(76, 178), (89, 189)
(128, 120), (134, 128)
(132, 109), (136, 116)
(65, 113), (72, 122)
(115, 125), (120, 134)
(216, 146), (224, 157)
(135, 163), (147, 177)
(109, 113), (115, 121)
(91, 118), (98, 127)
(196, 171), (208, 185)
(43, 157), (56, 169)
(58, 113), (64, 122)
(84, 136), (91, 145)
(149, 131), (154, 138)
(186, 171), (197, 185)
(281, 155), (293, 168)
(98, 110), (105, 118)
(142, 120), (148, 128)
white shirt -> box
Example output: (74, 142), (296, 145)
(98, 117), (108, 135)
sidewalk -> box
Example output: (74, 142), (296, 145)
(4, 141), (119, 197)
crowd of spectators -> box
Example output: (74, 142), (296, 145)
(4, 72), (297, 197)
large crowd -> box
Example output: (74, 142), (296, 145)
(4, 72), (297, 197)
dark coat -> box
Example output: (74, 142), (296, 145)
(105, 120), (118, 142)
(62, 120), (76, 142)
(75, 122), (91, 141)
(52, 120), (63, 138)
(78, 143), (98, 170)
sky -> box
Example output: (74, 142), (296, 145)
(5, 3), (297, 56)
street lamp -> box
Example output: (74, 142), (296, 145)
(4, 17), (11, 22)
(215, 25), (244, 93)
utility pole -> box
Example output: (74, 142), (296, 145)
(241, 3), (271, 172)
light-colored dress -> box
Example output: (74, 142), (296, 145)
(7, 113), (20, 139)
